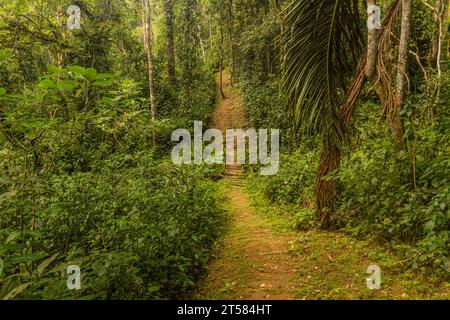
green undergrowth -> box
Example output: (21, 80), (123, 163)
(245, 182), (450, 299)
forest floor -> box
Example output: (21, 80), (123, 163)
(194, 71), (450, 300)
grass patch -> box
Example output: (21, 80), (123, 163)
(246, 184), (450, 300)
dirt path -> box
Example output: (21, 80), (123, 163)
(198, 184), (302, 300)
(212, 72), (247, 132)
(197, 71), (301, 300)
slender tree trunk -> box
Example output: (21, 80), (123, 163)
(142, 0), (157, 144)
(392, 0), (411, 149)
(428, 0), (447, 118)
(274, 0), (286, 68)
(430, 0), (446, 68)
(163, 0), (176, 86)
(227, 0), (236, 86)
(366, 0), (379, 82)
(196, 9), (207, 63)
(57, 27), (66, 68)
(219, 1), (226, 99)
(208, 11), (213, 48)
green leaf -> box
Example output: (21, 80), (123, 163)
(424, 220), (435, 232)
(47, 66), (65, 76)
(57, 80), (79, 91)
(0, 243), (25, 255)
(0, 87), (5, 96)
(84, 67), (98, 81)
(96, 73), (115, 80)
(2, 282), (31, 300)
(147, 285), (160, 293)
(8, 252), (48, 265)
(37, 253), (58, 277)
(67, 65), (87, 77)
(40, 78), (56, 89)
(281, 0), (364, 145)
(92, 80), (112, 87)
(0, 49), (12, 62)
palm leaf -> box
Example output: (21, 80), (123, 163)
(281, 0), (364, 146)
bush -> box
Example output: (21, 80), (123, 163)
(248, 149), (317, 207)
(242, 76), (295, 149)
(0, 159), (225, 299)
(0, 65), (223, 299)
(337, 136), (449, 276)
(247, 148), (318, 230)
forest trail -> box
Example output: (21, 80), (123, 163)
(197, 71), (301, 300)
(196, 71), (450, 300)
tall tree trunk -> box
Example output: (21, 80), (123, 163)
(366, 1), (389, 107)
(196, 10), (207, 63)
(57, 11), (66, 68)
(428, 0), (447, 118)
(315, 142), (341, 229)
(142, 0), (157, 144)
(208, 11), (213, 48)
(274, 0), (286, 68)
(392, 0), (411, 149)
(365, 0), (406, 147)
(226, 0), (236, 86)
(430, 0), (446, 68)
(179, 0), (199, 83)
(366, 0), (380, 82)
(163, 0), (176, 86)
(219, 1), (226, 99)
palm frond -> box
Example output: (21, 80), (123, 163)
(281, 0), (364, 146)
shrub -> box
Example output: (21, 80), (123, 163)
(0, 159), (225, 299)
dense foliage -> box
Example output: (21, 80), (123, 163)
(0, 0), (449, 300)
(0, 0), (223, 299)
(242, 0), (449, 277)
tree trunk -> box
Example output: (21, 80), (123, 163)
(429, 0), (447, 118)
(366, 1), (389, 112)
(315, 142), (341, 229)
(142, 0), (157, 144)
(274, 0), (286, 68)
(227, 0), (236, 86)
(392, 0), (411, 149)
(429, 0), (446, 68)
(56, 9), (66, 69)
(366, 0), (379, 82)
(219, 1), (226, 99)
(163, 0), (176, 86)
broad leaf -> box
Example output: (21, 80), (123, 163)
(85, 67), (98, 81)
(67, 65), (87, 77)
(40, 78), (56, 89)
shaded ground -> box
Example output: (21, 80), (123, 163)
(212, 71), (247, 132)
(195, 70), (450, 300)
(197, 182), (301, 300)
